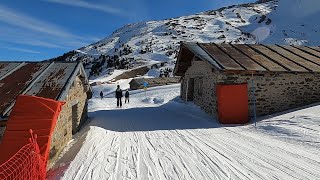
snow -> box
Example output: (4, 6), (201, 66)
(49, 84), (320, 180)
(142, 97), (165, 104)
(152, 97), (164, 104)
(47, 1), (320, 179)
(243, 0), (320, 46)
(61, 1), (273, 63)
(90, 69), (124, 83)
(146, 69), (159, 78)
(59, 0), (320, 68)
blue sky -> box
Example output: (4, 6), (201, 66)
(0, 0), (254, 61)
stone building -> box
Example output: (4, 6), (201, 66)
(174, 42), (320, 124)
(0, 62), (92, 168)
(129, 77), (181, 90)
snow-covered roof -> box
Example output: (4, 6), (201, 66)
(174, 42), (320, 76)
(0, 62), (90, 118)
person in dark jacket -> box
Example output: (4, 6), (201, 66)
(115, 85), (123, 107)
(100, 91), (104, 100)
(125, 89), (130, 104)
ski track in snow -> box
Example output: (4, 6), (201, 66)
(59, 84), (320, 180)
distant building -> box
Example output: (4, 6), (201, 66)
(0, 62), (92, 168)
(174, 42), (320, 124)
(129, 77), (181, 90)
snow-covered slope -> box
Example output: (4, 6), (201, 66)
(52, 0), (320, 74)
(245, 0), (320, 45)
(55, 1), (269, 63)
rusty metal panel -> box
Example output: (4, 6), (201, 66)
(266, 45), (320, 72)
(199, 43), (244, 70)
(184, 42), (223, 70)
(282, 46), (320, 67)
(296, 46), (320, 58)
(0, 63), (21, 78)
(235, 44), (286, 72)
(0, 63), (50, 115)
(25, 63), (78, 100)
(249, 45), (308, 72)
(218, 44), (266, 71)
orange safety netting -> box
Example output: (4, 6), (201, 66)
(0, 95), (65, 179)
(0, 130), (46, 180)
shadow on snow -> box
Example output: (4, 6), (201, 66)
(88, 97), (224, 132)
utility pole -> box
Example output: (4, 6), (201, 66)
(252, 72), (257, 127)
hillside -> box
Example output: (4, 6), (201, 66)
(50, 0), (320, 77)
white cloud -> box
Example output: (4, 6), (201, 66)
(0, 5), (99, 50)
(43, 0), (124, 15)
(0, 5), (79, 39)
(0, 26), (64, 48)
(1, 46), (41, 54)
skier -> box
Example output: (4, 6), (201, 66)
(125, 89), (130, 104)
(100, 91), (103, 100)
(115, 85), (123, 108)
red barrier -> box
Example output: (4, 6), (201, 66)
(0, 95), (65, 179)
(0, 95), (65, 167)
(0, 130), (46, 180)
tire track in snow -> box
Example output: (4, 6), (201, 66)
(184, 128), (320, 179)
(62, 86), (320, 180)
(220, 128), (320, 179)
(176, 129), (252, 180)
(113, 116), (139, 180)
(158, 129), (227, 179)
(159, 106), (254, 179)
(128, 116), (158, 180)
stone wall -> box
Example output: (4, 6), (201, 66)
(48, 75), (88, 169)
(181, 59), (219, 118)
(217, 72), (320, 117)
(182, 59), (320, 120)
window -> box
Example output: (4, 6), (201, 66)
(198, 78), (203, 95)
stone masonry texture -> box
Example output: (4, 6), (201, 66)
(48, 75), (88, 169)
(181, 59), (320, 121)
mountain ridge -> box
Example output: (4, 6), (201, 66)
(49, 0), (320, 77)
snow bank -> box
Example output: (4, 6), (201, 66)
(142, 97), (165, 104)
(153, 97), (164, 104)
(146, 69), (159, 77)
(141, 97), (152, 103)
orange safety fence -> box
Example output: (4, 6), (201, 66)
(0, 95), (65, 179)
(0, 130), (46, 180)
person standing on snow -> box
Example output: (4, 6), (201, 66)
(100, 91), (104, 100)
(125, 89), (130, 104)
(115, 85), (123, 108)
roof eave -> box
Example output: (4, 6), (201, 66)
(57, 62), (91, 101)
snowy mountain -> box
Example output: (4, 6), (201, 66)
(51, 0), (320, 76)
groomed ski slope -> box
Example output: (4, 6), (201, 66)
(58, 84), (320, 180)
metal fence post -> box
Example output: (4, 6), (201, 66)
(252, 73), (257, 127)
